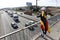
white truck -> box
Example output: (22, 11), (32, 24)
(13, 14), (19, 21)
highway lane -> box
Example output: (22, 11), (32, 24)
(4, 11), (34, 29)
(0, 11), (5, 37)
(6, 10), (40, 21)
(5, 10), (40, 28)
(3, 11), (17, 32)
(1, 13), (14, 40)
(18, 15), (34, 28)
(0, 11), (25, 40)
(3, 10), (41, 40)
(2, 11), (32, 40)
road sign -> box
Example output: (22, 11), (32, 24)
(26, 2), (32, 6)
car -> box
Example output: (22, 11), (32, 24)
(9, 13), (13, 17)
(25, 21), (38, 27)
(5, 11), (8, 13)
(7, 11), (13, 17)
(11, 22), (18, 29)
(25, 21), (38, 31)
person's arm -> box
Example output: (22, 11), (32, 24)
(37, 15), (41, 18)
(37, 13), (41, 18)
(42, 11), (44, 17)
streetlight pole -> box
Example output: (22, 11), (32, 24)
(56, 0), (57, 9)
(36, 0), (38, 14)
(36, 0), (37, 8)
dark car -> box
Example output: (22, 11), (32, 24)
(5, 11), (8, 13)
(11, 22), (18, 29)
(25, 21), (38, 31)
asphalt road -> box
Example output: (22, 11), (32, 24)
(0, 11), (29, 40)
(1, 10), (35, 34)
(7, 10), (40, 21)
(0, 11), (5, 37)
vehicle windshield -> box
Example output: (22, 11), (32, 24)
(29, 21), (35, 25)
(14, 16), (18, 18)
(13, 24), (17, 26)
(31, 22), (35, 24)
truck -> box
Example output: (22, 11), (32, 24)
(24, 10), (32, 15)
(13, 14), (19, 22)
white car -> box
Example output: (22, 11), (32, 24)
(25, 21), (38, 31)
(25, 21), (38, 27)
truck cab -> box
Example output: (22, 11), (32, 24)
(13, 14), (19, 22)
